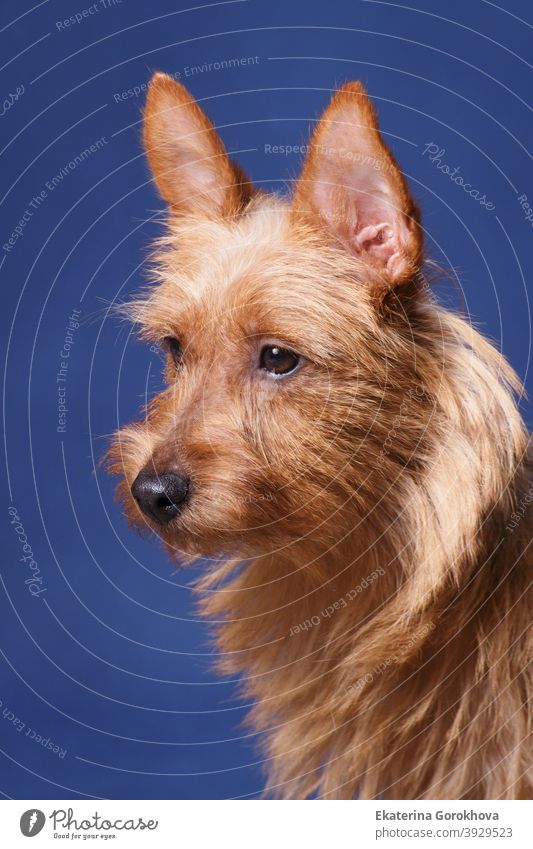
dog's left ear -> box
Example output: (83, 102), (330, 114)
(293, 82), (422, 286)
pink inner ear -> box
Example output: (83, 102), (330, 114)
(316, 172), (410, 280)
(354, 222), (395, 257)
(354, 220), (413, 280)
(344, 172), (415, 280)
(316, 166), (405, 253)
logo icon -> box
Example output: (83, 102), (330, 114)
(20, 810), (46, 837)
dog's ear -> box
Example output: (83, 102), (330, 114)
(293, 82), (422, 286)
(144, 72), (251, 217)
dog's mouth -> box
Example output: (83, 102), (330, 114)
(124, 489), (236, 554)
(158, 517), (251, 562)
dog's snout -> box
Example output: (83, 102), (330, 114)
(131, 470), (189, 524)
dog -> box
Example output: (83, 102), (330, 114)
(108, 72), (532, 799)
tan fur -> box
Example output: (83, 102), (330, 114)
(108, 74), (532, 799)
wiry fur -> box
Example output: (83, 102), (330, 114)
(107, 74), (532, 799)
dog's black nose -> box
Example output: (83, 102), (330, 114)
(131, 470), (189, 524)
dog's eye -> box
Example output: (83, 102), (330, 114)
(163, 336), (182, 364)
(260, 345), (299, 376)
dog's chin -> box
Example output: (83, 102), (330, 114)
(145, 511), (247, 562)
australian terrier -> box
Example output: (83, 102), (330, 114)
(108, 73), (532, 799)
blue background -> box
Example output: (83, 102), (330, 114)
(1, 0), (532, 799)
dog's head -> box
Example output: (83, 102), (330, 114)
(108, 73), (429, 559)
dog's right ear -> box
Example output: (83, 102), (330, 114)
(144, 73), (251, 217)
